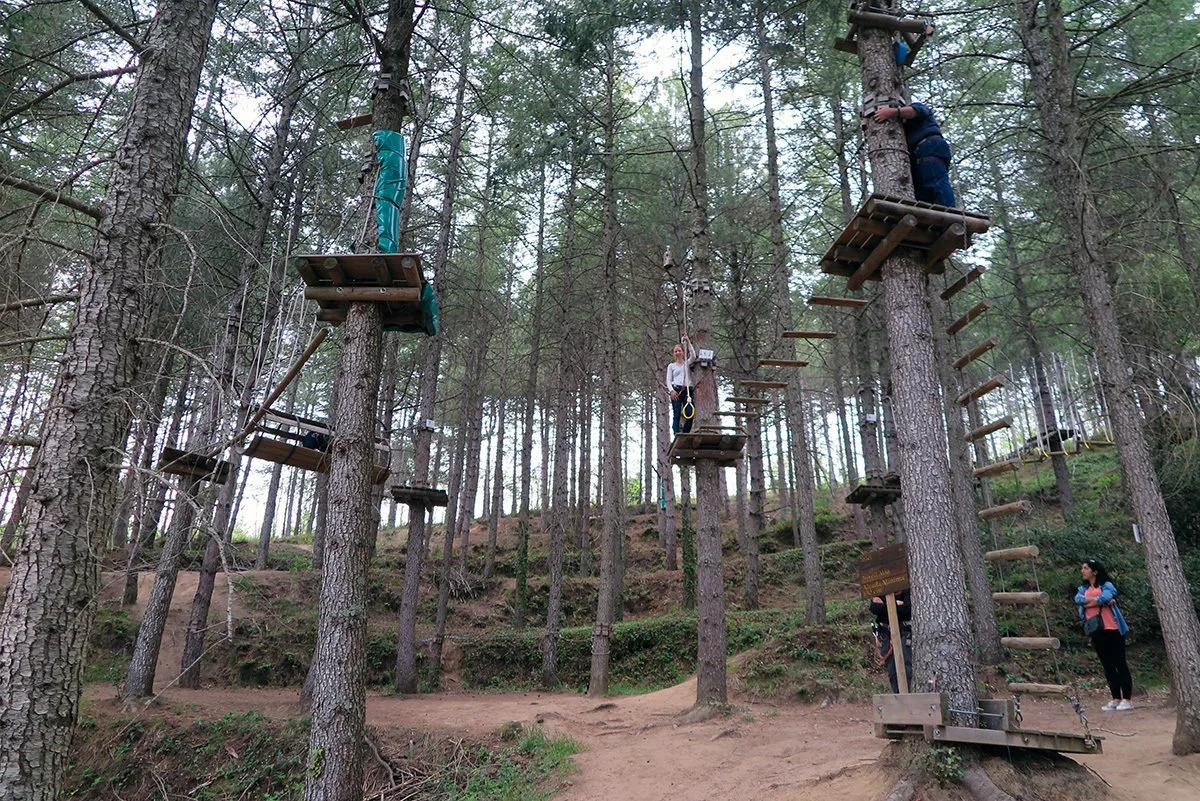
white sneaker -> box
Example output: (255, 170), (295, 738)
(1116, 700), (1133, 711)
(1100, 700), (1120, 711)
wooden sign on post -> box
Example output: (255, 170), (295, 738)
(857, 543), (911, 694)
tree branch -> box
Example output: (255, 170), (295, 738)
(1, 66), (137, 125)
(0, 294), (79, 315)
(0, 173), (103, 219)
(78, 0), (146, 53)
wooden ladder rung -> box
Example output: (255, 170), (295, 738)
(757, 359), (809, 368)
(946, 300), (991, 336)
(1084, 440), (1116, 448)
(941, 266), (986, 300)
(1007, 682), (1070, 695)
(953, 336), (998, 370)
(992, 591), (1049, 606)
(972, 459), (1019, 479)
(1001, 637), (1060, 651)
(716, 411), (760, 418)
(978, 500), (1032, 520)
(782, 331), (837, 339)
(984, 545), (1039, 562)
(725, 396), (770, 405)
(965, 416), (1013, 443)
(739, 380), (787, 389)
(957, 376), (1004, 406)
(808, 295), (870, 308)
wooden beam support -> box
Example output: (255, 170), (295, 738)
(808, 295), (870, 308)
(924, 222), (967, 267)
(848, 214), (917, 290)
(833, 37), (858, 54)
(946, 300), (991, 335)
(992, 591), (1049, 605)
(847, 215), (939, 244)
(978, 500), (1032, 520)
(1001, 637), (1060, 651)
(323, 256), (346, 285)
(757, 358), (809, 368)
(941, 266), (986, 300)
(953, 336), (998, 370)
(984, 545), (1040, 563)
(965, 416), (1013, 443)
(336, 113), (373, 131)
(957, 376), (1004, 406)
(305, 286), (420, 303)
(973, 459), (1019, 479)
(782, 331), (837, 339)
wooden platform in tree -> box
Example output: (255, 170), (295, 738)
(158, 447), (232, 485)
(872, 692), (1100, 754)
(845, 474), (902, 506)
(244, 435), (390, 484)
(391, 485), (449, 507)
(669, 430), (747, 467)
(820, 194), (991, 290)
(834, 9), (934, 66)
(294, 252), (425, 330)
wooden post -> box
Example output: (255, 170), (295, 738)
(886, 592), (908, 694)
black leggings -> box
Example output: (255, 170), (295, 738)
(1091, 629), (1133, 700)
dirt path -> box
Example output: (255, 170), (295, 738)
(84, 680), (1200, 800)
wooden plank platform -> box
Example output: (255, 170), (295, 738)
(845, 475), (902, 506)
(739, 380), (787, 389)
(781, 331), (837, 339)
(957, 376), (1004, 406)
(158, 447), (232, 485)
(979, 500), (1032, 520)
(965, 416), (1013, 443)
(391, 485), (449, 507)
(821, 194), (990, 285)
(669, 430), (747, 467)
(294, 252), (427, 331)
(992, 591), (1049, 605)
(872, 692), (1100, 754)
(984, 545), (1039, 562)
(1007, 682), (1070, 695)
(973, 458), (1019, 479)
(941, 266), (986, 300)
(808, 295), (870, 308)
(953, 336), (998, 370)
(1002, 636), (1061, 651)
(946, 300), (990, 336)
(244, 435), (390, 484)
(757, 359), (808, 368)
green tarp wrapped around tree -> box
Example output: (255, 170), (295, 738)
(373, 129), (438, 336)
(372, 129), (407, 253)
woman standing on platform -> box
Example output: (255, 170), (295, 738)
(1076, 558), (1134, 710)
(666, 335), (696, 435)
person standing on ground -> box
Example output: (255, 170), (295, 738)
(873, 101), (956, 208)
(666, 335), (696, 435)
(870, 589), (912, 693)
(1076, 558), (1134, 710)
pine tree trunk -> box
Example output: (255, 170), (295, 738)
(0, 0), (218, 794)
(122, 476), (202, 699)
(1015, 0), (1200, 753)
(858, 16), (977, 720)
(587, 35), (623, 696)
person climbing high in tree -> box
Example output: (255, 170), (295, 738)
(666, 335), (696, 436)
(874, 100), (956, 208)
